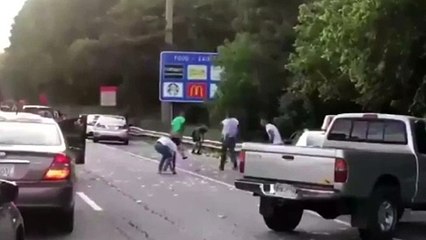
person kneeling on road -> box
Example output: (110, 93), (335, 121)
(191, 125), (208, 155)
(154, 135), (180, 175)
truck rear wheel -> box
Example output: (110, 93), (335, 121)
(358, 186), (399, 240)
(263, 203), (303, 232)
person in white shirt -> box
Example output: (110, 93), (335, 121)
(220, 113), (239, 171)
(154, 136), (179, 174)
(260, 118), (283, 145)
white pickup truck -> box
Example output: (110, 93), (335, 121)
(235, 113), (426, 240)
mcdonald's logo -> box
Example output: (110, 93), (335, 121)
(186, 83), (206, 99)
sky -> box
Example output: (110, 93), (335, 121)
(0, 0), (27, 52)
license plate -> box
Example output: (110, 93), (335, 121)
(273, 183), (298, 199)
(0, 164), (14, 178)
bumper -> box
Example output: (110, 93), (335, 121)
(93, 130), (129, 141)
(15, 181), (74, 209)
(235, 178), (340, 200)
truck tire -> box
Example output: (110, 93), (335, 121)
(263, 203), (303, 232)
(358, 186), (400, 240)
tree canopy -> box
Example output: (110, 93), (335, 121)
(0, 0), (236, 108)
(288, 0), (426, 116)
(2, 0), (426, 137)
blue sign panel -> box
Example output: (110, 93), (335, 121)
(159, 51), (222, 103)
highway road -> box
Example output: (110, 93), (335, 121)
(25, 140), (426, 240)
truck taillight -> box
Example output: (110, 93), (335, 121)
(43, 153), (71, 180)
(334, 158), (348, 183)
(239, 151), (245, 173)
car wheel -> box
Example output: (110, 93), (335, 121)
(262, 202), (303, 232)
(123, 139), (129, 145)
(93, 138), (99, 143)
(358, 186), (399, 240)
(57, 208), (74, 234)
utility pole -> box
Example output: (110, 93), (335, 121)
(161, 0), (174, 124)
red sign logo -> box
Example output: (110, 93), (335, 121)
(186, 83), (207, 99)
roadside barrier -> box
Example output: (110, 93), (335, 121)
(128, 126), (242, 151)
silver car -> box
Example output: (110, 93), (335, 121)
(0, 180), (25, 240)
(0, 112), (86, 234)
(92, 115), (129, 145)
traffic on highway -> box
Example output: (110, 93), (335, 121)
(0, 105), (425, 240)
(2, 0), (426, 239)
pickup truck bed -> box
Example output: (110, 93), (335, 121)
(242, 143), (338, 186)
(235, 113), (426, 240)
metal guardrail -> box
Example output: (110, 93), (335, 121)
(129, 126), (242, 150)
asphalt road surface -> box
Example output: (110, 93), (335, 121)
(25, 140), (426, 240)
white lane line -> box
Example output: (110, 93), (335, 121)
(100, 144), (351, 227)
(76, 192), (103, 211)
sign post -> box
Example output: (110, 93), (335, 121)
(100, 86), (117, 107)
(159, 51), (222, 104)
(161, 0), (174, 124)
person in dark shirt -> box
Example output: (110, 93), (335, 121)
(191, 125), (208, 155)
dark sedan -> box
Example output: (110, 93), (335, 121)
(0, 179), (25, 240)
(0, 112), (86, 234)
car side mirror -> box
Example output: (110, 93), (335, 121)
(0, 180), (18, 204)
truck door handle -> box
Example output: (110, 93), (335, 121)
(282, 155), (294, 160)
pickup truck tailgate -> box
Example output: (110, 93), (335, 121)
(242, 143), (338, 186)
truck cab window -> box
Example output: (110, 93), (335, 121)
(384, 121), (407, 143)
(350, 120), (367, 140)
(367, 121), (385, 141)
(328, 119), (351, 140)
(414, 120), (426, 154)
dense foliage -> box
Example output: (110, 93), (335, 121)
(0, 0), (235, 109)
(2, 0), (426, 137)
(288, 0), (426, 116)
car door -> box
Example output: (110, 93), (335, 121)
(58, 116), (87, 164)
(412, 119), (426, 202)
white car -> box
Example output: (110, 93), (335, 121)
(22, 105), (65, 121)
(295, 130), (325, 147)
(85, 114), (101, 137)
(92, 115), (129, 145)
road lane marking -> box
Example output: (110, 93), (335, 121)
(77, 192), (103, 211)
(100, 144), (352, 227)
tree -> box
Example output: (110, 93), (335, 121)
(0, 0), (237, 111)
(288, 0), (426, 115)
(212, 0), (305, 138)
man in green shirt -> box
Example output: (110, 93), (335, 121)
(171, 113), (186, 135)
(170, 111), (187, 159)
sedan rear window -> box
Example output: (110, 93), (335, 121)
(0, 122), (61, 146)
(98, 117), (126, 126)
(23, 107), (54, 118)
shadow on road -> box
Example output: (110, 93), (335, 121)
(257, 229), (359, 240)
(254, 221), (426, 240)
(396, 221), (426, 239)
(23, 211), (69, 238)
